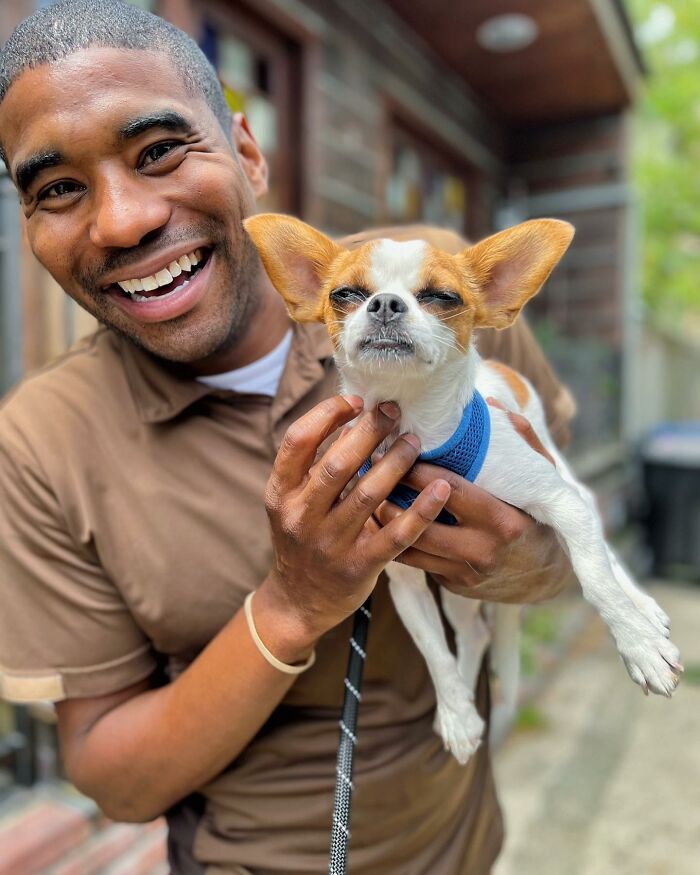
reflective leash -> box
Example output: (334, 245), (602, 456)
(328, 597), (372, 875)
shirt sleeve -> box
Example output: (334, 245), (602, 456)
(0, 437), (156, 703)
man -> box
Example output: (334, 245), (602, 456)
(0, 2), (574, 873)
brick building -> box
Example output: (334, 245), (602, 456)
(0, 0), (642, 811)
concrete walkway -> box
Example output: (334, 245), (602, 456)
(493, 582), (700, 875)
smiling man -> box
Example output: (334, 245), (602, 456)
(0, 2), (575, 874)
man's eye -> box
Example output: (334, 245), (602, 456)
(37, 180), (82, 201)
(330, 286), (369, 304)
(416, 289), (462, 305)
(141, 141), (181, 167)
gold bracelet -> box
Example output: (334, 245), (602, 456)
(243, 591), (316, 675)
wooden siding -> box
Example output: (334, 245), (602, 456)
(507, 114), (630, 452)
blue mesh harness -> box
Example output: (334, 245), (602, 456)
(359, 390), (491, 525)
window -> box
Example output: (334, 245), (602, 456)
(524, 204), (626, 456)
(385, 121), (482, 237)
(198, 4), (301, 214)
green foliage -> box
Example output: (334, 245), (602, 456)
(514, 704), (549, 732)
(678, 663), (700, 686)
(520, 606), (560, 677)
(628, 0), (700, 321)
(522, 607), (558, 644)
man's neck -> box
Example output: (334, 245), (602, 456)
(189, 279), (292, 377)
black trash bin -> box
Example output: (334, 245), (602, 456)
(643, 423), (700, 581)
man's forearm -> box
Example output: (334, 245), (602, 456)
(57, 576), (320, 822)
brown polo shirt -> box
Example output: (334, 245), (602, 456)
(0, 229), (573, 875)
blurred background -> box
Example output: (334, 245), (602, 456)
(0, 1), (698, 873)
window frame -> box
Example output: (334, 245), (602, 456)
(196, 0), (303, 216)
(381, 110), (487, 240)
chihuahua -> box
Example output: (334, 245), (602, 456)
(243, 214), (681, 764)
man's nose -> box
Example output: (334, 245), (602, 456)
(366, 293), (408, 324)
(89, 174), (171, 249)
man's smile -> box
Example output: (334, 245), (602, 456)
(105, 247), (214, 323)
(110, 245), (208, 299)
(103, 241), (212, 297)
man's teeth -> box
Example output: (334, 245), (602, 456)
(117, 248), (203, 299)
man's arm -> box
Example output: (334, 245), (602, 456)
(56, 396), (451, 822)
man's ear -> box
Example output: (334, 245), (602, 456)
(243, 213), (345, 322)
(231, 113), (269, 198)
(461, 219), (574, 329)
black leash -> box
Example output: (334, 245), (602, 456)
(328, 596), (372, 875)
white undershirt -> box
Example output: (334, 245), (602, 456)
(196, 329), (293, 397)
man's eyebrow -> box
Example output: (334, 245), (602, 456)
(15, 150), (63, 195)
(118, 110), (194, 141)
(13, 113), (193, 194)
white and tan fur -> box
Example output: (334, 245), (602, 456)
(244, 214), (681, 764)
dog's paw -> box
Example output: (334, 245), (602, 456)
(630, 593), (671, 638)
(433, 698), (485, 765)
(617, 627), (683, 697)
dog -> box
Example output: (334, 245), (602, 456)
(243, 213), (682, 764)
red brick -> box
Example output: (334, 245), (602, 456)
(42, 822), (146, 875)
(0, 801), (91, 875)
(99, 824), (167, 875)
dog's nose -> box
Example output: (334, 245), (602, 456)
(366, 293), (408, 323)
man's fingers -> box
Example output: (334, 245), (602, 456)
(374, 500), (501, 567)
(399, 463), (533, 541)
(486, 397), (556, 466)
(368, 480), (451, 563)
(271, 395), (364, 492)
(302, 402), (403, 512)
(399, 463), (502, 525)
(393, 548), (483, 590)
(334, 434), (421, 538)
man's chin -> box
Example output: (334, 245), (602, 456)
(109, 319), (233, 366)
(105, 288), (259, 371)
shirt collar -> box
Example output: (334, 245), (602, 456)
(118, 322), (335, 425)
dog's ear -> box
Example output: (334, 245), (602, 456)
(460, 219), (574, 329)
(243, 214), (345, 322)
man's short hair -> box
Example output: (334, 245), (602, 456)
(0, 0), (232, 164)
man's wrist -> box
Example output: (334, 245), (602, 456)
(250, 575), (322, 664)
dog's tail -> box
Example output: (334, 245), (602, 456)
(489, 603), (521, 747)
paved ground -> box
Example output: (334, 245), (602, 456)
(493, 582), (700, 875)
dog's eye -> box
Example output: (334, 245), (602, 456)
(330, 286), (369, 305)
(416, 288), (462, 305)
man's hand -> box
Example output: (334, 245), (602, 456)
(258, 395), (451, 643)
(373, 400), (573, 604)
